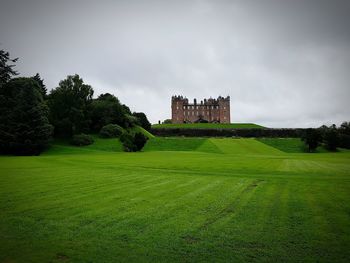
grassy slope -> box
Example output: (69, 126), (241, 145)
(1, 138), (350, 262)
(258, 138), (328, 153)
(152, 123), (265, 129)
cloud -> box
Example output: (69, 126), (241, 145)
(1, 0), (349, 127)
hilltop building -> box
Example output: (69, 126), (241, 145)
(171, 95), (230, 124)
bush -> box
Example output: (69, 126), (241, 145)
(134, 132), (148, 151)
(120, 131), (148, 152)
(70, 134), (94, 146)
(99, 124), (124, 138)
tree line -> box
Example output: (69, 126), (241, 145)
(0, 49), (151, 155)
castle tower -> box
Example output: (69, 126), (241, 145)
(171, 96), (186, 124)
(218, 96), (230, 123)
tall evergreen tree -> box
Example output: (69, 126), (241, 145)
(32, 73), (47, 99)
(0, 49), (18, 87)
(0, 78), (53, 155)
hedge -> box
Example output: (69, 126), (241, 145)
(150, 128), (307, 138)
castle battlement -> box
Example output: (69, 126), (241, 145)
(171, 96), (230, 124)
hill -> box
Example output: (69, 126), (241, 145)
(152, 123), (265, 129)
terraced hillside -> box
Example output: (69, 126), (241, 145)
(1, 137), (350, 262)
(152, 123), (265, 129)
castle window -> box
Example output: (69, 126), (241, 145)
(176, 106), (179, 110)
(224, 107), (226, 109)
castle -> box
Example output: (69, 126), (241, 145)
(171, 95), (230, 124)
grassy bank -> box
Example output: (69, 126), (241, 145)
(1, 138), (350, 262)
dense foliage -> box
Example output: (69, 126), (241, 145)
(120, 132), (148, 152)
(132, 112), (151, 131)
(0, 49), (18, 87)
(70, 134), (94, 146)
(48, 74), (94, 137)
(0, 78), (53, 155)
(99, 124), (124, 138)
(90, 93), (130, 132)
(301, 129), (322, 152)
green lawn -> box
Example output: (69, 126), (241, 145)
(1, 137), (350, 262)
(152, 123), (265, 129)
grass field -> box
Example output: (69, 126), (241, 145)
(151, 123), (265, 129)
(1, 137), (350, 262)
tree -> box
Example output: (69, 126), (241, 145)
(99, 124), (124, 138)
(0, 78), (53, 155)
(90, 93), (128, 132)
(32, 73), (47, 99)
(338, 121), (350, 149)
(163, 119), (172, 124)
(133, 112), (151, 130)
(301, 128), (322, 152)
(323, 125), (339, 151)
(339, 121), (350, 135)
(48, 74), (93, 137)
(0, 49), (18, 87)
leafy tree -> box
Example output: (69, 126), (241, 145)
(323, 125), (339, 151)
(133, 112), (151, 130)
(339, 121), (350, 135)
(48, 74), (93, 137)
(70, 134), (94, 146)
(301, 128), (322, 152)
(123, 114), (139, 128)
(0, 77), (53, 155)
(32, 73), (47, 99)
(0, 49), (18, 87)
(163, 119), (172, 124)
(90, 93), (128, 131)
(338, 121), (350, 149)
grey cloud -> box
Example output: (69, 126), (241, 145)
(0, 0), (349, 127)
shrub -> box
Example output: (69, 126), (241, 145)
(70, 134), (94, 146)
(120, 131), (148, 152)
(99, 124), (124, 138)
(120, 132), (137, 152)
(134, 132), (148, 151)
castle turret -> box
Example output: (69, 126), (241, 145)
(218, 96), (230, 123)
(171, 95), (185, 123)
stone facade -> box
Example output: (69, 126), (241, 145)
(171, 95), (230, 124)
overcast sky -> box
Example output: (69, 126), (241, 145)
(1, 0), (349, 127)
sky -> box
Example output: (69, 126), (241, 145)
(0, 0), (349, 127)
